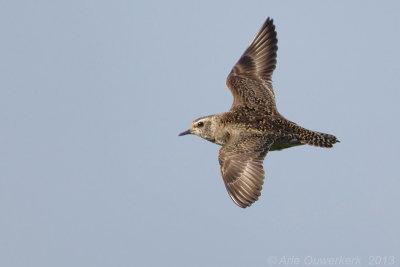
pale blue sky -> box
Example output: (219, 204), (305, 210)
(1, 1), (399, 267)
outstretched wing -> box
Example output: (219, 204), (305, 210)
(226, 18), (278, 110)
(218, 132), (274, 208)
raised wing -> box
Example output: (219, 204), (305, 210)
(218, 132), (275, 208)
(226, 18), (278, 110)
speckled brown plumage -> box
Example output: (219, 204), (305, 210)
(179, 18), (339, 208)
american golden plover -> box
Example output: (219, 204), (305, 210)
(179, 18), (339, 208)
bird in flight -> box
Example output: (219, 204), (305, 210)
(179, 18), (339, 208)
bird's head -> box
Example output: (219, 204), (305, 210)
(179, 115), (216, 142)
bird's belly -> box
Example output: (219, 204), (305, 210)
(270, 137), (303, 151)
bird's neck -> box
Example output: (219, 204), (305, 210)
(209, 114), (229, 146)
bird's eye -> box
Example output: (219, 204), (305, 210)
(197, 121), (204, 127)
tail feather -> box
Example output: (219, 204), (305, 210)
(299, 129), (339, 148)
(274, 117), (339, 149)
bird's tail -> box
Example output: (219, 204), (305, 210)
(299, 128), (339, 148)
